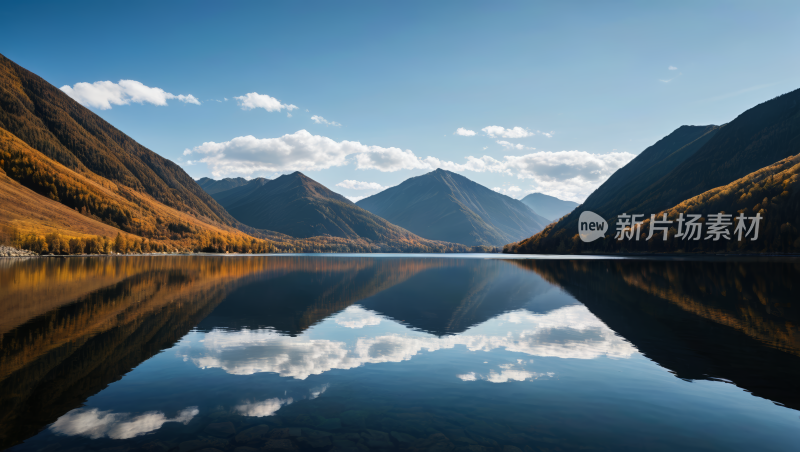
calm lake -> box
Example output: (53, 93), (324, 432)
(1, 255), (799, 452)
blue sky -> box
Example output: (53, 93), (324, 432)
(2, 0), (798, 202)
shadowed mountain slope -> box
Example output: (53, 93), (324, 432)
(197, 177), (249, 195)
(357, 169), (549, 247)
(0, 53), (234, 226)
(508, 88), (800, 254)
(520, 193), (579, 222)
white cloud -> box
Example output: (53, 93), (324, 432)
(482, 126), (533, 138)
(346, 195), (367, 203)
(500, 150), (634, 202)
(50, 407), (198, 440)
(455, 127), (476, 136)
(497, 140), (532, 150)
(538, 130), (554, 138)
(311, 115), (342, 127)
(457, 372), (477, 381)
(235, 92), (298, 112)
(235, 398), (292, 417)
(60, 80), (200, 110)
(186, 130), (375, 176)
(659, 79), (674, 83)
(355, 147), (431, 172)
(287, 113), (292, 118)
(668, 66), (678, 70)
(336, 180), (387, 191)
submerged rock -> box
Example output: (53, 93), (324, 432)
(339, 410), (367, 430)
(390, 431), (416, 444)
(360, 429), (393, 448)
(270, 428), (302, 439)
(296, 436), (332, 449)
(179, 440), (207, 452)
(263, 439), (296, 451)
(317, 418), (342, 431)
(235, 424), (271, 444)
(205, 421), (236, 438)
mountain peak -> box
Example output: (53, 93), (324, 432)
(357, 171), (549, 246)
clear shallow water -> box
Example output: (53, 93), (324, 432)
(1, 256), (799, 452)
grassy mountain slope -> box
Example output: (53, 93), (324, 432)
(357, 169), (549, 247)
(223, 171), (458, 245)
(197, 177), (249, 195)
(0, 53), (234, 226)
(211, 177), (270, 205)
(0, 126), (270, 252)
(508, 88), (800, 254)
(520, 193), (579, 222)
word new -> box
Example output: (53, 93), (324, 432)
(615, 213), (763, 241)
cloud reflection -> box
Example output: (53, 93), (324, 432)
(188, 305), (636, 380)
(334, 306), (383, 329)
(50, 407), (198, 439)
(235, 398), (292, 417)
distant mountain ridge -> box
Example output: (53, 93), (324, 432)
(211, 177), (270, 205)
(356, 169), (549, 247)
(197, 177), (250, 195)
(520, 193), (579, 222)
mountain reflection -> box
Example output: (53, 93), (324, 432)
(513, 258), (800, 410)
(1, 256), (799, 450)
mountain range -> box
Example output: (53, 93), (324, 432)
(507, 87), (800, 254)
(355, 169), (550, 247)
(212, 171), (456, 244)
(2, 49), (796, 255)
(520, 193), (579, 222)
(197, 177), (250, 195)
(0, 53), (478, 254)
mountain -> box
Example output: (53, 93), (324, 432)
(0, 54), (480, 254)
(214, 171), (473, 249)
(196, 177), (249, 195)
(520, 193), (579, 222)
(356, 169), (550, 247)
(209, 177), (270, 205)
(0, 53), (235, 226)
(0, 126), (270, 253)
(507, 88), (800, 254)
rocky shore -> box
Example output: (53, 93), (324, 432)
(0, 245), (38, 257)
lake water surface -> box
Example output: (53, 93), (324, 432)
(1, 255), (799, 452)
